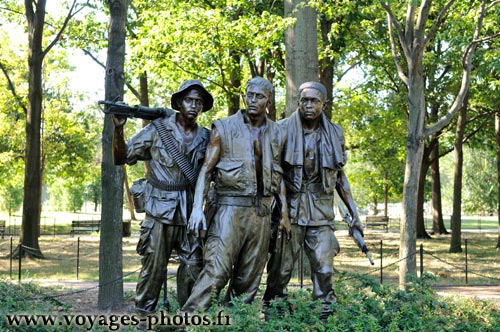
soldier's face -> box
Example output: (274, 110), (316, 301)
(179, 89), (204, 121)
(299, 88), (324, 121)
(244, 84), (270, 117)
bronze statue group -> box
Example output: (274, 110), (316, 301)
(111, 77), (364, 324)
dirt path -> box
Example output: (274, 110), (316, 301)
(433, 285), (500, 306)
(36, 280), (138, 314)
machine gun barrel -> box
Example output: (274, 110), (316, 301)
(338, 202), (375, 265)
(98, 100), (173, 120)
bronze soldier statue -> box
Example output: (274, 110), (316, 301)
(112, 80), (213, 313)
(181, 76), (290, 313)
(263, 81), (364, 322)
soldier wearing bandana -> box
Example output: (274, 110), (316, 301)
(263, 81), (364, 322)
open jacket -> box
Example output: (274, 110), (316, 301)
(213, 110), (284, 198)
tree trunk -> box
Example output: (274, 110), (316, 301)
(430, 141), (448, 234)
(20, 0), (47, 259)
(284, 0), (319, 116)
(98, 0), (129, 310)
(139, 72), (149, 107)
(496, 111), (500, 248)
(416, 158), (431, 239)
(267, 83), (277, 121)
(428, 101), (448, 235)
(399, 69), (426, 289)
(449, 100), (468, 253)
(384, 173), (389, 217)
(228, 52), (241, 116)
(372, 195), (378, 215)
(319, 15), (333, 119)
(401, 138), (423, 288)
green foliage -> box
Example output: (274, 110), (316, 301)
(440, 147), (499, 215)
(123, 0), (289, 117)
(334, 88), (406, 210)
(462, 148), (498, 215)
(0, 280), (73, 332)
(154, 274), (500, 332)
(48, 179), (86, 213)
(0, 8), (102, 214)
(0, 184), (23, 216)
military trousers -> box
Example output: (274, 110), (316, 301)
(135, 215), (203, 313)
(264, 224), (339, 318)
(181, 203), (271, 313)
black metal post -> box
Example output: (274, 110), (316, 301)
(18, 242), (22, 283)
(299, 247), (304, 288)
(419, 243), (424, 278)
(76, 237), (80, 280)
(465, 238), (468, 285)
(380, 240), (383, 284)
(9, 237), (13, 279)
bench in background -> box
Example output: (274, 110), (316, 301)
(70, 220), (101, 236)
(365, 215), (389, 232)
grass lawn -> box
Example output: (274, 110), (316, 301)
(1, 211), (499, 332)
(0, 218), (498, 288)
(0, 209), (498, 288)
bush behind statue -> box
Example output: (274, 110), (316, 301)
(191, 273), (500, 332)
(1, 274), (499, 331)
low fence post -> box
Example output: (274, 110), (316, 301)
(9, 237), (13, 279)
(77, 237), (80, 280)
(299, 247), (304, 289)
(379, 240), (383, 284)
(419, 243), (424, 278)
(18, 242), (22, 283)
(465, 238), (468, 285)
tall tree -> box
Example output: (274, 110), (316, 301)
(449, 97), (468, 253)
(284, 0), (319, 116)
(98, 0), (130, 310)
(21, 0), (80, 258)
(497, 111), (500, 248)
(381, 0), (499, 289)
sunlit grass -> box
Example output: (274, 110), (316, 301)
(0, 211), (498, 289)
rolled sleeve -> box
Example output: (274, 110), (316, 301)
(125, 124), (155, 164)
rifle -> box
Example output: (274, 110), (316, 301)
(98, 99), (173, 120)
(337, 201), (375, 265)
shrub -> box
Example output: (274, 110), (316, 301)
(1, 273), (500, 332)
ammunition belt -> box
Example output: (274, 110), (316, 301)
(148, 175), (191, 191)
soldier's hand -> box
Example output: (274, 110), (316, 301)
(112, 114), (127, 128)
(278, 211), (291, 241)
(188, 209), (207, 238)
(352, 217), (364, 237)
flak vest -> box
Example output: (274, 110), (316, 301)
(213, 110), (284, 198)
